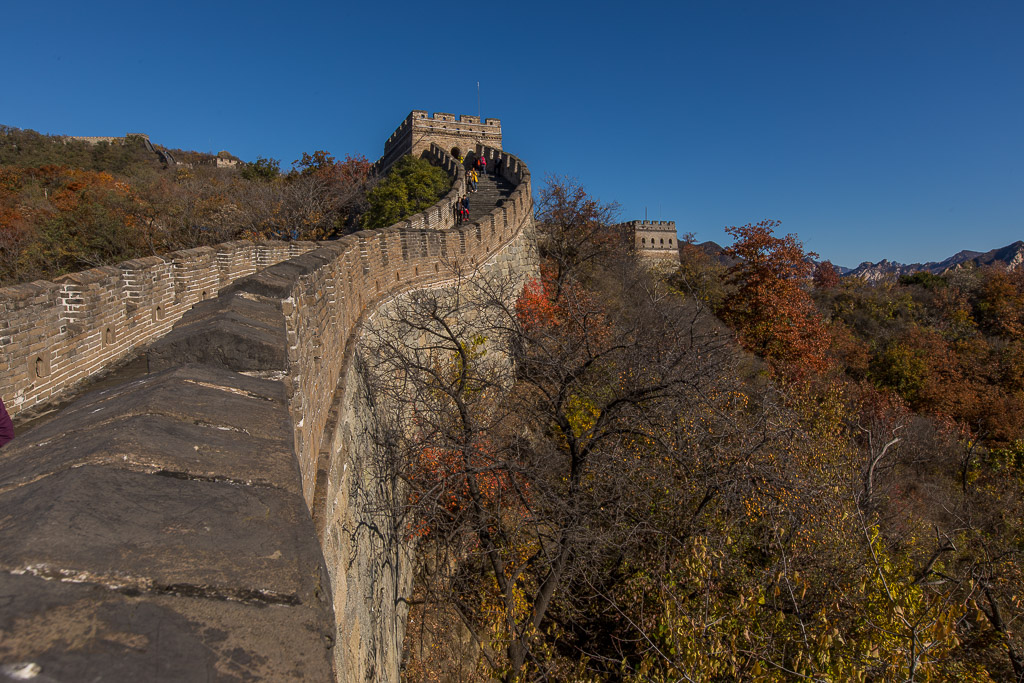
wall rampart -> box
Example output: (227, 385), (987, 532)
(143, 140), (534, 680)
(378, 110), (502, 174)
(282, 141), (530, 516)
(616, 219), (681, 262)
(0, 119), (537, 682)
(64, 134), (152, 145)
(0, 241), (316, 418)
(293, 142), (534, 680)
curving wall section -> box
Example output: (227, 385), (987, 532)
(0, 241), (318, 418)
(146, 142), (536, 678)
(0, 138), (538, 682)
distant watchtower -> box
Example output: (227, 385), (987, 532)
(617, 220), (680, 263)
(378, 110), (502, 172)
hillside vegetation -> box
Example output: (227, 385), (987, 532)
(0, 127), (449, 287)
(380, 181), (1023, 682)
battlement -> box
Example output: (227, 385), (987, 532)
(0, 129), (536, 681)
(618, 219), (677, 231)
(379, 110), (502, 173)
(616, 220), (681, 263)
(65, 133), (151, 145)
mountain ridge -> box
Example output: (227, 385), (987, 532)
(682, 239), (1024, 282)
(845, 240), (1024, 282)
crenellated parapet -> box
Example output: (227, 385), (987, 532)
(0, 242), (317, 418)
(0, 114), (537, 682)
(378, 110), (502, 173)
(616, 219), (681, 262)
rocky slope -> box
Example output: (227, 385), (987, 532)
(845, 241), (1024, 282)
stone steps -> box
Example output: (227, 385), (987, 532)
(461, 169), (515, 223)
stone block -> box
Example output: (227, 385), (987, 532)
(0, 571), (334, 682)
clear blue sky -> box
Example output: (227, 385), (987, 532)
(4, 0), (1021, 268)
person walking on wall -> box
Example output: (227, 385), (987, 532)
(477, 153), (487, 176)
(470, 168), (478, 192)
(0, 397), (13, 449)
(461, 195), (470, 221)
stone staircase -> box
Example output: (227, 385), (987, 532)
(463, 166), (515, 223)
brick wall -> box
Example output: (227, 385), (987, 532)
(617, 219), (681, 261)
(0, 241), (316, 418)
(378, 110), (503, 173)
(137, 140), (536, 681)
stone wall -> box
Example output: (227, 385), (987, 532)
(378, 110), (503, 173)
(0, 128), (537, 682)
(64, 135), (148, 145)
(618, 219), (681, 262)
(0, 241), (317, 418)
(144, 141), (535, 680)
(314, 147), (535, 681)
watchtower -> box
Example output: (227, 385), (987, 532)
(378, 110), (502, 172)
(617, 220), (680, 262)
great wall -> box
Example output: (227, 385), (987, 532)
(0, 112), (538, 682)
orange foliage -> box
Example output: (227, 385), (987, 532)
(515, 265), (611, 351)
(408, 439), (527, 541)
(720, 220), (832, 379)
(515, 269), (561, 332)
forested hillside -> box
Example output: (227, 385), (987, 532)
(0, 127), (450, 287)
(385, 184), (1023, 682)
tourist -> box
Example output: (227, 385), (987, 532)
(494, 154), (503, 176)
(0, 397), (13, 449)
(477, 154), (487, 175)
(461, 195), (470, 221)
(470, 168), (478, 192)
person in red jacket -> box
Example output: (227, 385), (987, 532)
(0, 398), (13, 448)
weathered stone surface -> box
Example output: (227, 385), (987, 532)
(148, 295), (288, 372)
(3, 364), (291, 447)
(0, 573), (334, 682)
(227, 255), (334, 300)
(0, 466), (327, 606)
(0, 362), (334, 681)
(0, 129), (537, 682)
(0, 413), (298, 495)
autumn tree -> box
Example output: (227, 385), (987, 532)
(533, 175), (622, 300)
(813, 259), (841, 289)
(361, 241), (746, 681)
(240, 156), (281, 182)
(669, 232), (730, 308)
(361, 155), (449, 231)
(719, 220), (831, 379)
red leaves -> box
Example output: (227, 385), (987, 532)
(515, 272), (561, 333)
(517, 264), (607, 329)
(408, 440), (527, 541)
(813, 260), (841, 289)
(720, 220), (832, 380)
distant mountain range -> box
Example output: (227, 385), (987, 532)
(685, 240), (1024, 283)
(843, 241), (1024, 282)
